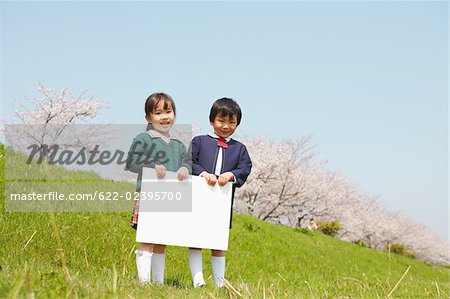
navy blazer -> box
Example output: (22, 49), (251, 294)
(189, 135), (252, 188)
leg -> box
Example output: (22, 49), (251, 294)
(211, 249), (225, 257)
(211, 249), (226, 287)
(135, 243), (153, 284)
(138, 243), (154, 252)
(152, 244), (166, 285)
(188, 247), (206, 287)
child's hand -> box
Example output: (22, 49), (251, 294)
(177, 166), (189, 181)
(202, 173), (217, 186)
(218, 172), (234, 186)
(155, 164), (166, 179)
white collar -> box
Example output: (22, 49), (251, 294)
(147, 129), (172, 144)
(208, 131), (232, 142)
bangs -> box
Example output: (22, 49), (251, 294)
(145, 92), (176, 116)
(209, 97), (242, 125)
(154, 98), (174, 112)
(217, 107), (237, 120)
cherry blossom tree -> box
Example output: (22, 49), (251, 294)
(3, 83), (110, 157)
(235, 136), (450, 264)
(236, 136), (320, 224)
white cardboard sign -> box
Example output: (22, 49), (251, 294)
(136, 168), (232, 250)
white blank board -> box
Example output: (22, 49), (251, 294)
(136, 168), (232, 250)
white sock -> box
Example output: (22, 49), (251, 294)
(188, 249), (205, 287)
(211, 256), (225, 287)
(135, 250), (152, 284)
(151, 252), (166, 285)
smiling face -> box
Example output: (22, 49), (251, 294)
(211, 113), (238, 139)
(145, 100), (175, 136)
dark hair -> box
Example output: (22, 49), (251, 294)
(209, 97), (242, 125)
(145, 92), (176, 131)
(145, 92), (176, 116)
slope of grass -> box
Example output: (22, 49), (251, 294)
(1, 145), (449, 298)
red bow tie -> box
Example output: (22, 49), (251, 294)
(217, 137), (228, 148)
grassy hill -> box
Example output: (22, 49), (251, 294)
(0, 145), (449, 298)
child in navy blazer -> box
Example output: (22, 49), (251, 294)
(188, 98), (252, 288)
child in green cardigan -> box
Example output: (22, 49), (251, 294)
(126, 92), (190, 285)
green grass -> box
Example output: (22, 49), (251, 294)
(1, 145), (449, 298)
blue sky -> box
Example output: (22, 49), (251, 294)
(1, 1), (448, 241)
